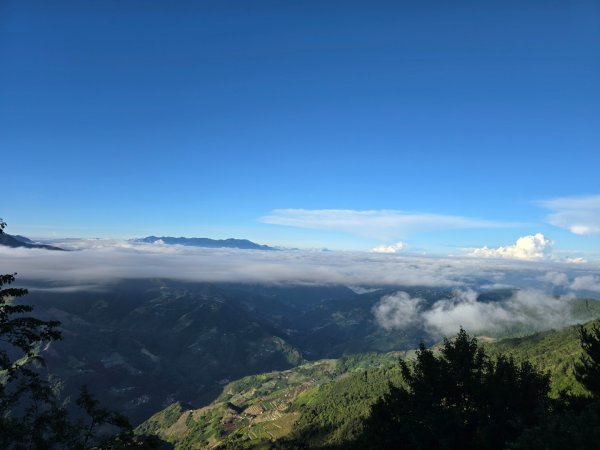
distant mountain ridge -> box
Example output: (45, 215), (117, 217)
(0, 233), (66, 251)
(135, 236), (275, 250)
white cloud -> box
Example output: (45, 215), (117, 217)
(541, 195), (600, 235)
(422, 289), (509, 336)
(1, 240), (599, 296)
(261, 209), (515, 239)
(539, 271), (569, 286)
(371, 242), (407, 254)
(0, 244), (462, 288)
(374, 289), (577, 337)
(480, 283), (514, 290)
(571, 275), (600, 292)
(469, 233), (553, 261)
(372, 292), (423, 330)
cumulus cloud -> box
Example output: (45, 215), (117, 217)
(372, 292), (424, 330)
(571, 275), (600, 292)
(371, 242), (407, 254)
(541, 195), (600, 235)
(261, 209), (515, 239)
(373, 289), (577, 337)
(469, 233), (553, 261)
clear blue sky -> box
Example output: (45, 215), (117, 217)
(2, 0), (599, 254)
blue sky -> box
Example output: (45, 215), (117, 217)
(2, 0), (599, 255)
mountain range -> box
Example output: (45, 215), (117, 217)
(134, 236), (276, 250)
(22, 279), (600, 427)
(0, 233), (66, 250)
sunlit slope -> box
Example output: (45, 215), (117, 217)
(137, 353), (400, 449)
(486, 316), (600, 397)
(139, 316), (600, 449)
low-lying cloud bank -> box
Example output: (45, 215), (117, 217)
(0, 239), (598, 294)
(373, 289), (576, 337)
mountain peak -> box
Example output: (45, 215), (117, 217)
(0, 233), (66, 251)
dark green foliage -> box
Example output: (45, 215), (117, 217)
(507, 399), (600, 449)
(284, 366), (404, 448)
(485, 322), (589, 397)
(355, 329), (550, 450)
(509, 323), (600, 448)
(75, 385), (138, 449)
(574, 323), (600, 398)
(140, 320), (600, 449)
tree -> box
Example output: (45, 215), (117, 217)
(0, 219), (164, 449)
(506, 321), (600, 449)
(574, 323), (600, 398)
(0, 218), (67, 447)
(356, 329), (550, 450)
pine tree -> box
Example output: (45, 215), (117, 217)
(357, 328), (550, 450)
(574, 324), (600, 398)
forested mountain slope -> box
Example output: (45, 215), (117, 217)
(139, 318), (600, 449)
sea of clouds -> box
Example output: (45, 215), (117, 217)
(2, 238), (599, 337)
(0, 237), (596, 289)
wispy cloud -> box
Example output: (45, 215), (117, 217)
(468, 233), (553, 261)
(541, 194), (600, 235)
(261, 209), (515, 239)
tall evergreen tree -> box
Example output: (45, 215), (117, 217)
(574, 323), (600, 398)
(357, 329), (550, 450)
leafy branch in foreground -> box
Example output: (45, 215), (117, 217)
(0, 218), (165, 449)
(0, 254), (66, 448)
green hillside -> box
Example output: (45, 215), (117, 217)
(486, 318), (600, 397)
(137, 353), (400, 449)
(280, 321), (597, 449)
(138, 317), (599, 449)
